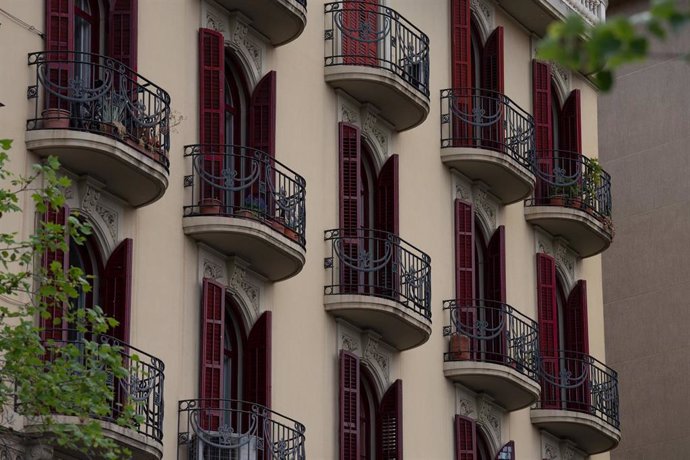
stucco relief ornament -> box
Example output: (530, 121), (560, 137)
(363, 336), (390, 379)
(561, 446), (576, 460)
(229, 265), (259, 314)
(95, 204), (118, 239)
(341, 105), (360, 124)
(81, 185), (100, 212)
(478, 399), (500, 435)
(456, 183), (472, 201)
(206, 12), (225, 34)
(555, 243), (576, 280)
(543, 443), (560, 460)
(230, 21), (262, 74)
(473, 188), (497, 230)
(203, 259), (224, 281)
(457, 398), (475, 417)
(341, 334), (359, 352)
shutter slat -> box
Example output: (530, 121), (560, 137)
(40, 204), (70, 342)
(559, 90), (582, 180)
(339, 122), (363, 293)
(455, 199), (474, 303)
(340, 350), (360, 460)
(564, 280), (589, 410)
(342, 0), (379, 66)
(200, 278), (225, 430)
(45, 0), (74, 110)
(533, 60), (553, 201)
(481, 27), (504, 150)
(485, 226), (506, 362)
(451, 0), (472, 146)
(244, 311), (272, 409)
(375, 154), (399, 299)
(100, 238), (133, 343)
(249, 71), (277, 157)
(377, 379), (402, 460)
(455, 414), (477, 460)
(108, 0), (138, 71)
(536, 253), (560, 408)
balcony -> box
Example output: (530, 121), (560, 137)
(500, 0), (606, 36)
(442, 300), (541, 411)
(177, 399), (306, 460)
(25, 51), (171, 208)
(525, 151), (613, 258)
(324, 1), (430, 131)
(324, 228), (432, 350)
(182, 145), (306, 282)
(19, 331), (165, 459)
(440, 88), (536, 204)
(532, 351), (620, 454)
(215, 0), (307, 46)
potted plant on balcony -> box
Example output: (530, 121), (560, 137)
(238, 195), (267, 221)
(567, 183), (584, 209)
(41, 107), (70, 129)
(584, 158), (604, 215)
(548, 184), (568, 207)
(199, 196), (222, 215)
(100, 95), (126, 138)
(282, 206), (301, 242)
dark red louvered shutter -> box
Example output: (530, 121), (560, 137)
(559, 90), (582, 181)
(481, 27), (504, 151)
(45, 0), (74, 111)
(455, 414), (477, 460)
(451, 0), (472, 146)
(100, 238), (133, 343)
(40, 204), (70, 342)
(199, 28), (225, 209)
(536, 253), (560, 408)
(108, 0), (138, 71)
(375, 155), (399, 299)
(455, 199), (475, 360)
(343, 0), (379, 66)
(339, 122), (363, 293)
(564, 280), (589, 411)
(377, 379), (402, 460)
(340, 350), (360, 460)
(200, 278), (225, 430)
(249, 71), (276, 157)
(533, 60), (553, 202)
(485, 226), (506, 362)
(495, 441), (515, 460)
(244, 311), (272, 409)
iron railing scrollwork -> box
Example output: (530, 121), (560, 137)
(178, 398), (306, 460)
(25, 330), (165, 442)
(27, 50), (171, 169)
(527, 150), (612, 228)
(184, 144), (307, 247)
(536, 350), (620, 429)
(440, 88), (535, 171)
(324, 228), (431, 319)
(443, 300), (540, 383)
(324, 1), (430, 98)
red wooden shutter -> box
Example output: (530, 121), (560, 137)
(451, 0), (472, 146)
(377, 379), (403, 460)
(533, 60), (553, 202)
(249, 71), (277, 157)
(485, 226), (506, 362)
(536, 253), (560, 408)
(564, 280), (590, 411)
(339, 122), (363, 293)
(108, 0), (138, 71)
(481, 27), (504, 151)
(199, 278), (225, 430)
(455, 414), (477, 460)
(343, 0), (379, 66)
(375, 154), (399, 298)
(244, 311), (272, 409)
(199, 28), (225, 208)
(559, 90), (582, 181)
(100, 238), (133, 343)
(340, 350), (360, 460)
(455, 199), (474, 303)
(40, 205), (70, 342)
(45, 0), (74, 111)
(495, 441), (515, 460)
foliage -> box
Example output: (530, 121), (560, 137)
(0, 139), (138, 459)
(537, 0), (690, 90)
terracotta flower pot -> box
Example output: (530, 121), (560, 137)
(41, 108), (70, 129)
(199, 198), (222, 215)
(270, 219), (286, 234)
(283, 226), (299, 242)
(449, 333), (471, 361)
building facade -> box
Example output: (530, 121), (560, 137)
(599, 0), (690, 458)
(0, 0), (619, 458)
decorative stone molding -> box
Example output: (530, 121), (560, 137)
(536, 230), (578, 290)
(363, 333), (391, 381)
(543, 442), (560, 460)
(477, 395), (501, 452)
(227, 259), (260, 318)
(198, 245), (228, 285)
(203, 259), (225, 281)
(457, 398), (475, 417)
(67, 179), (122, 256)
(337, 95), (392, 171)
(541, 432), (587, 460)
(336, 321), (394, 394)
(455, 386), (505, 452)
(341, 333), (360, 352)
(551, 62), (571, 102)
(470, 0), (495, 40)
(95, 204), (118, 240)
(473, 185), (498, 234)
(81, 184), (100, 212)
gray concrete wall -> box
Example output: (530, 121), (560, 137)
(600, 0), (690, 458)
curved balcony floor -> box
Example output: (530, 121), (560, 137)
(441, 147), (535, 204)
(324, 294), (432, 351)
(183, 215), (306, 281)
(216, 0), (307, 45)
(443, 360), (540, 411)
(26, 129), (168, 208)
(531, 409), (621, 454)
(524, 204), (612, 257)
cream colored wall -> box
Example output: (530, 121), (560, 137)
(0, 0), (612, 459)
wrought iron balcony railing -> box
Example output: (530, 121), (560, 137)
(27, 51), (171, 169)
(440, 88), (535, 170)
(178, 398), (306, 460)
(536, 350), (620, 429)
(20, 330), (165, 442)
(324, 228), (431, 319)
(184, 145), (306, 247)
(324, 1), (430, 97)
(443, 300), (540, 382)
(527, 150), (612, 220)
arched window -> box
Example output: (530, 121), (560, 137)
(67, 234), (102, 340)
(222, 296), (247, 403)
(359, 368), (378, 460)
